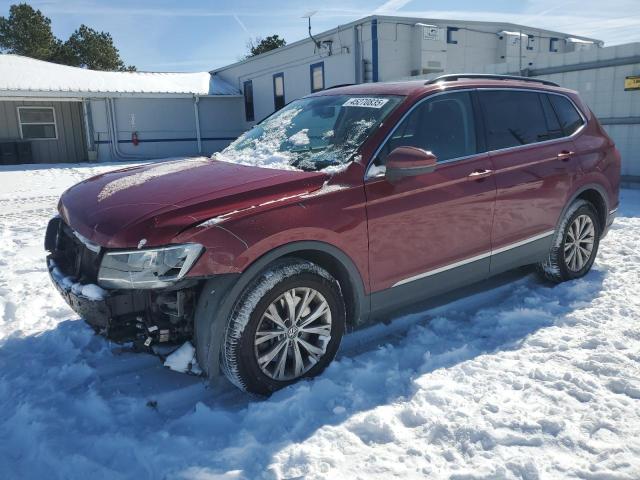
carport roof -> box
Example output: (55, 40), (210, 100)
(0, 55), (240, 98)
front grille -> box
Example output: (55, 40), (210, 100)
(47, 217), (101, 283)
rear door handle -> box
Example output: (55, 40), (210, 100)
(468, 169), (493, 179)
(557, 150), (574, 161)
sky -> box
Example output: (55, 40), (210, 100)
(1, 0), (639, 72)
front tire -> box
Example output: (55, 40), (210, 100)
(221, 259), (345, 395)
(537, 200), (601, 283)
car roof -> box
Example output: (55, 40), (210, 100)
(312, 77), (577, 98)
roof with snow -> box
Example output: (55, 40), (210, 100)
(0, 54), (240, 98)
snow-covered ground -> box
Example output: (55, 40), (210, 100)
(1, 162), (639, 480)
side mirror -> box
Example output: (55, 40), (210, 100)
(385, 146), (437, 182)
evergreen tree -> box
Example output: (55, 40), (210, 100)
(0, 3), (57, 60)
(247, 35), (286, 57)
(64, 25), (135, 71)
(0, 3), (135, 71)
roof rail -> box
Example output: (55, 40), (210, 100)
(324, 83), (355, 90)
(425, 74), (559, 87)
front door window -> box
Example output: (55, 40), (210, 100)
(375, 91), (478, 167)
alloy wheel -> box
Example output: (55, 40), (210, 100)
(253, 287), (332, 381)
(564, 214), (595, 272)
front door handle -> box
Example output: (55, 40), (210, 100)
(557, 150), (574, 161)
(468, 169), (493, 179)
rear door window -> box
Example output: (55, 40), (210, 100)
(478, 90), (551, 150)
(377, 91), (477, 164)
(548, 94), (584, 136)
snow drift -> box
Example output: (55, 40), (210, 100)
(0, 161), (639, 479)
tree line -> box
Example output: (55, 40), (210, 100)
(1, 3), (288, 71)
(0, 3), (135, 71)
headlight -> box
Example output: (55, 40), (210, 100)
(98, 243), (203, 289)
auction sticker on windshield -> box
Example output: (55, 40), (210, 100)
(343, 97), (389, 108)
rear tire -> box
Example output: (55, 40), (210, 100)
(537, 200), (600, 283)
(221, 259), (345, 395)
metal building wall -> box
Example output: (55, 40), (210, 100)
(483, 43), (640, 179)
(213, 16), (598, 131)
(213, 23), (365, 127)
(90, 96), (245, 162)
(0, 100), (87, 163)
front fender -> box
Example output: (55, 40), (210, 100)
(185, 185), (369, 377)
(180, 183), (369, 284)
(193, 239), (368, 377)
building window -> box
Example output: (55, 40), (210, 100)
(527, 35), (535, 50)
(310, 62), (325, 93)
(549, 37), (559, 52)
(446, 27), (459, 44)
(273, 73), (285, 110)
(243, 80), (254, 122)
(18, 106), (57, 140)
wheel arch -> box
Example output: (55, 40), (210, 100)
(561, 184), (609, 233)
(194, 240), (368, 377)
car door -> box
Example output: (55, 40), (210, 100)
(477, 89), (583, 274)
(364, 90), (497, 313)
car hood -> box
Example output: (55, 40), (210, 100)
(59, 158), (328, 248)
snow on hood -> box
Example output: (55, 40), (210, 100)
(97, 157), (210, 201)
(59, 157), (327, 248)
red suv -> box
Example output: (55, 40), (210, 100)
(46, 74), (620, 394)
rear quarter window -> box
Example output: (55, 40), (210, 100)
(539, 94), (564, 141)
(549, 94), (584, 136)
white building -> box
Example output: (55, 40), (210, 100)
(211, 15), (639, 179)
(212, 15), (601, 128)
(0, 55), (244, 164)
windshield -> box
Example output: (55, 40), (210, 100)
(214, 94), (403, 172)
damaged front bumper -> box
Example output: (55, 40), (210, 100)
(48, 257), (200, 344)
(48, 258), (157, 341)
(45, 216), (200, 345)
(48, 259), (112, 329)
